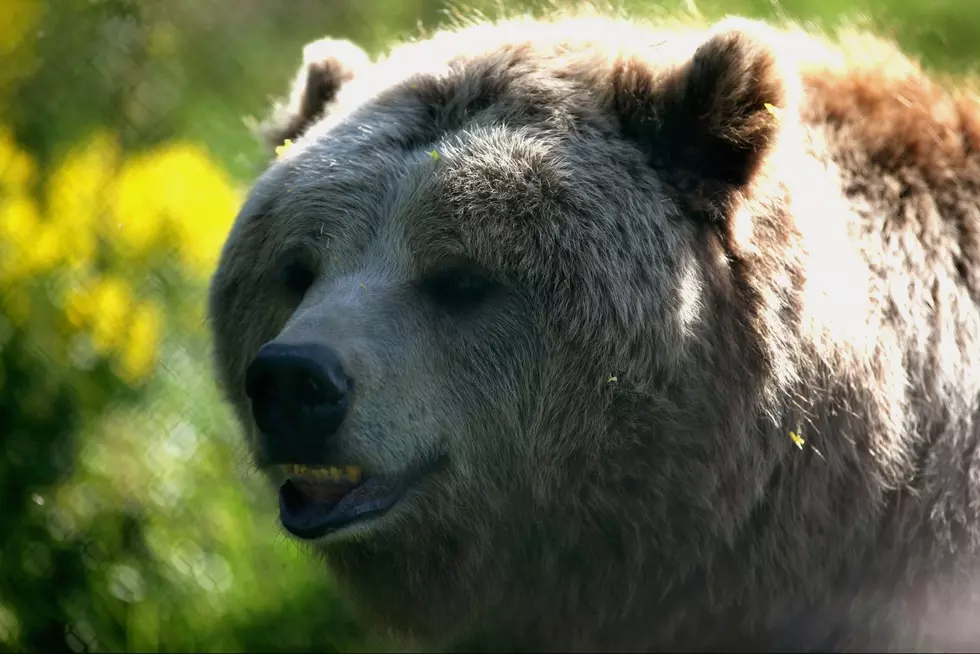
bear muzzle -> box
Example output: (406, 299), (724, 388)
(244, 340), (446, 540)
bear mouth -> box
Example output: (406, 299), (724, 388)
(277, 459), (441, 540)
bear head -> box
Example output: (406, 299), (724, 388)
(208, 13), (829, 650)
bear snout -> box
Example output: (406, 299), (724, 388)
(244, 340), (353, 464)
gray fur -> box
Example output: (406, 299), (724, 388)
(208, 7), (980, 652)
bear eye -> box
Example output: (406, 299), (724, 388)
(279, 254), (317, 298)
(420, 264), (497, 311)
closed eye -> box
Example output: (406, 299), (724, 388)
(278, 250), (318, 299)
(419, 263), (498, 312)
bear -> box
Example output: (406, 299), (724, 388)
(207, 5), (980, 652)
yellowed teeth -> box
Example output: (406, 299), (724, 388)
(283, 464), (362, 483)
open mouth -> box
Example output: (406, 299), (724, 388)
(278, 460), (439, 540)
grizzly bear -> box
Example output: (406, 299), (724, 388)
(207, 5), (980, 652)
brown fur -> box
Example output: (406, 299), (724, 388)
(209, 6), (980, 652)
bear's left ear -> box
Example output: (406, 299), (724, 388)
(613, 20), (799, 221)
(259, 37), (371, 154)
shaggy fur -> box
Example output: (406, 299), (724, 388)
(208, 6), (980, 652)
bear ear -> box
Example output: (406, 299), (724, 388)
(614, 20), (798, 221)
(259, 37), (371, 153)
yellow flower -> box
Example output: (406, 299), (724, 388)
(63, 277), (94, 331)
(0, 197), (64, 280)
(86, 275), (137, 356)
(789, 430), (805, 449)
(764, 103), (783, 120)
(25, 222), (63, 275)
(0, 193), (38, 240)
(150, 142), (240, 275)
(118, 300), (163, 385)
(46, 130), (119, 270)
(0, 193), (42, 283)
(109, 141), (240, 275)
(0, 125), (240, 384)
(275, 139), (294, 159)
(107, 155), (165, 260)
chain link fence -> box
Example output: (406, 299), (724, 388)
(1, 0), (978, 651)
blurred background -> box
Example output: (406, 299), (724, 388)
(0, 0), (977, 651)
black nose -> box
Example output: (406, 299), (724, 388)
(244, 341), (351, 462)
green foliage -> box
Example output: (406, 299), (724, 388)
(1, 0), (977, 652)
(0, 102), (370, 653)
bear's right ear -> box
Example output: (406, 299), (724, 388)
(259, 38), (371, 154)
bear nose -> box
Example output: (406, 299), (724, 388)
(244, 341), (351, 462)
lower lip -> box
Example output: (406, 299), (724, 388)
(278, 481), (392, 539)
(278, 472), (415, 540)
(277, 456), (447, 540)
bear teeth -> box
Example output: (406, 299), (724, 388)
(283, 464), (362, 484)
